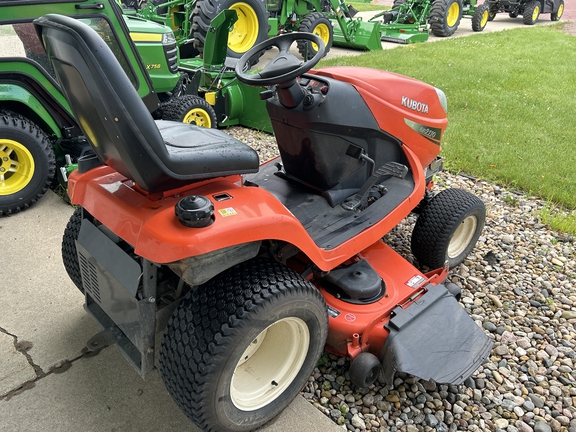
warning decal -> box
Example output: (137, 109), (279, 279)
(406, 275), (427, 289)
(218, 207), (237, 217)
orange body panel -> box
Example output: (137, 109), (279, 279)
(68, 145), (426, 269)
(311, 67), (448, 168)
(318, 240), (437, 358)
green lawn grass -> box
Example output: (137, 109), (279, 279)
(319, 23), (576, 234)
(348, 1), (389, 11)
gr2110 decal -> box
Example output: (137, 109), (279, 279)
(404, 119), (442, 146)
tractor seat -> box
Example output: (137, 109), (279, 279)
(34, 14), (259, 194)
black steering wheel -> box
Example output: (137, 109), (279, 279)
(235, 32), (325, 86)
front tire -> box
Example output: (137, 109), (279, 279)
(191, 0), (269, 59)
(159, 258), (328, 432)
(0, 110), (55, 216)
(551, 0), (564, 21)
(297, 12), (333, 60)
(523, 0), (540, 24)
(161, 95), (218, 128)
(430, 0), (463, 37)
(487, 4), (497, 21)
(411, 188), (485, 269)
(472, 3), (490, 31)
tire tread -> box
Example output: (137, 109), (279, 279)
(0, 110), (55, 216)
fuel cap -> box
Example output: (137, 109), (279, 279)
(175, 195), (214, 228)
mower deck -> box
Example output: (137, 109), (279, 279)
(248, 160), (415, 250)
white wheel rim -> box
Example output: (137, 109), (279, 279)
(448, 215), (477, 258)
(230, 317), (309, 411)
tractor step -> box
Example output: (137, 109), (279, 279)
(380, 283), (493, 384)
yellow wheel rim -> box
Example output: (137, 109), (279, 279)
(557, 4), (564, 18)
(447, 2), (460, 27)
(0, 139), (35, 195)
(480, 9), (489, 27)
(311, 22), (330, 52)
(532, 5), (539, 20)
(228, 3), (259, 54)
(182, 108), (212, 128)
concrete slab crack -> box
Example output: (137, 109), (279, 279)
(0, 325), (106, 401)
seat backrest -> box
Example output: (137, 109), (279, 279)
(34, 14), (182, 192)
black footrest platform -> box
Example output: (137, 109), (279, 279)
(342, 162), (408, 211)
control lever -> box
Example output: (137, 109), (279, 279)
(342, 162), (408, 211)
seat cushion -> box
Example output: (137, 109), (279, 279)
(156, 120), (260, 177)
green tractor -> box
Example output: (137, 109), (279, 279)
(368, 0), (491, 44)
(0, 0), (245, 215)
(124, 0), (384, 61)
(484, 0), (564, 24)
(0, 0), (275, 216)
(177, 10), (273, 131)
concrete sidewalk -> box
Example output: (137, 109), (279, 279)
(0, 191), (342, 432)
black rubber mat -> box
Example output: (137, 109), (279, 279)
(247, 162), (415, 250)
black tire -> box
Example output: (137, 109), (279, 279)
(297, 12), (333, 60)
(551, 0), (564, 21)
(411, 188), (485, 269)
(522, 0), (540, 24)
(349, 352), (382, 388)
(159, 258), (328, 432)
(509, 12), (518, 18)
(178, 42), (200, 59)
(429, 0), (463, 37)
(161, 95), (218, 128)
(191, 0), (269, 59)
(472, 3), (490, 31)
(0, 110), (55, 216)
(392, 0), (417, 24)
(487, 4), (497, 20)
(62, 207), (84, 293)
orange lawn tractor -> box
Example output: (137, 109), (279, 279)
(36, 11), (493, 432)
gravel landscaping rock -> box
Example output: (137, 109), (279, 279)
(229, 127), (576, 432)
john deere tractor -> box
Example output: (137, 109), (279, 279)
(125, 0), (383, 61)
(0, 0), (224, 215)
(369, 0), (491, 44)
(484, 0), (564, 24)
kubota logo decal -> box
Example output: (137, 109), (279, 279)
(401, 96), (429, 114)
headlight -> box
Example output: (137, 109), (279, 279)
(435, 87), (448, 113)
(162, 32), (176, 45)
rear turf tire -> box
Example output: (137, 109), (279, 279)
(411, 188), (485, 269)
(159, 258), (328, 432)
(62, 207), (84, 293)
(0, 110), (55, 216)
(430, 0), (463, 37)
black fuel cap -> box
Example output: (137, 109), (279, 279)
(175, 195), (214, 228)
